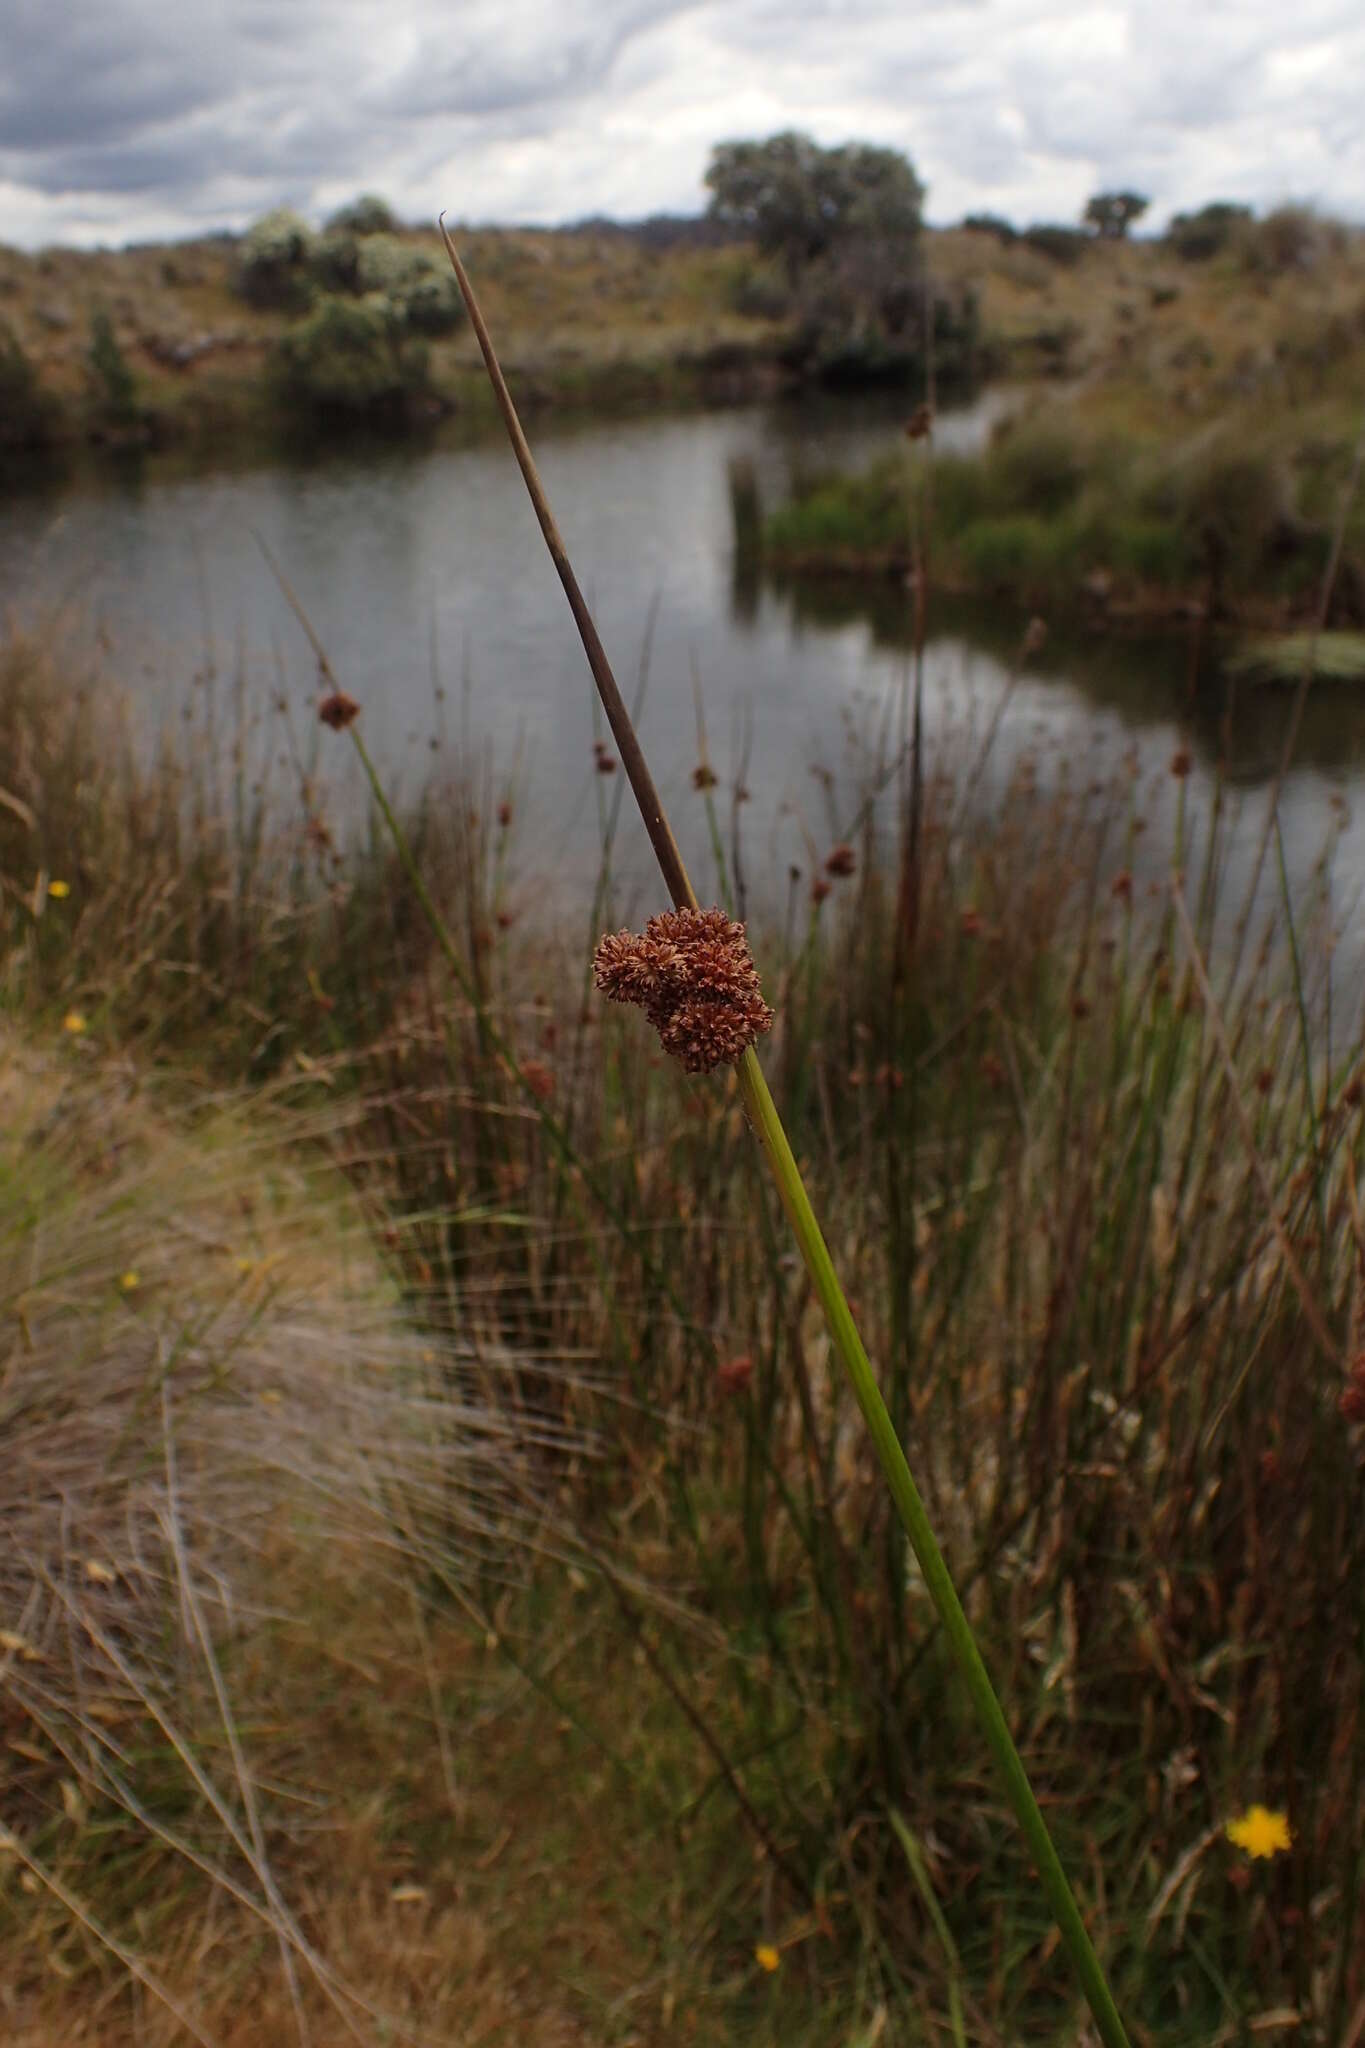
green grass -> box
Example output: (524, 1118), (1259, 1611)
(765, 409), (1361, 623)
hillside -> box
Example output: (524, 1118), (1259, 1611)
(2, 205), (1360, 463)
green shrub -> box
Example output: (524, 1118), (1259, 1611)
(766, 454), (908, 556)
(1108, 516), (1195, 586)
(271, 296), (431, 424)
(1166, 201), (1252, 262)
(961, 212), (1018, 244)
(955, 513), (1071, 588)
(236, 208), (315, 310)
(726, 257), (795, 320)
(399, 269), (466, 336)
(1022, 223), (1088, 266)
(86, 309), (138, 429)
(0, 321), (56, 451)
(932, 453), (991, 537)
(325, 194), (399, 236)
(355, 236), (464, 334)
(310, 230), (362, 294)
(986, 421), (1086, 517)
(1176, 444), (1289, 577)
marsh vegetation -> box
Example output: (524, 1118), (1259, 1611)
(4, 159), (1365, 2044)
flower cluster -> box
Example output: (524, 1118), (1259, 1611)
(318, 690), (360, 731)
(593, 906), (774, 1074)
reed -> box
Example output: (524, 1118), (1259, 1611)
(428, 216), (1125, 2046)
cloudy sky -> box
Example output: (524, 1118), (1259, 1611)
(2, 0), (1362, 249)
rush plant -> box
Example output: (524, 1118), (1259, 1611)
(436, 214), (1131, 2048)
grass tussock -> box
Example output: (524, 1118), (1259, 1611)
(5, 610), (1365, 2040)
(0, 1017), (601, 2042)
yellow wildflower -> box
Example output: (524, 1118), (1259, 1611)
(62, 1011), (86, 1035)
(119, 1270), (140, 1293)
(1225, 1806), (1292, 1859)
(47, 879), (70, 899)
(755, 1944), (780, 1974)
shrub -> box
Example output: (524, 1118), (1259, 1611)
(271, 296), (431, 424)
(399, 268), (466, 336)
(961, 212), (1018, 244)
(1242, 205), (1344, 276)
(309, 230), (362, 294)
(955, 512), (1072, 588)
(986, 420), (1087, 517)
(1022, 223), (1088, 266)
(765, 454), (908, 556)
(931, 452), (992, 536)
(1174, 444), (1290, 582)
(355, 235), (464, 334)
(236, 208), (315, 310)
(726, 257), (795, 321)
(324, 193), (399, 236)
(1108, 515), (1195, 586)
(0, 320), (56, 452)
(1166, 201), (1252, 262)
(86, 309), (138, 429)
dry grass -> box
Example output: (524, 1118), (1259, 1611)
(0, 1024), (611, 2047)
(932, 217), (1365, 406)
(0, 225), (776, 440)
(6, 211), (1362, 453)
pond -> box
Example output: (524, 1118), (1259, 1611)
(3, 393), (1364, 1018)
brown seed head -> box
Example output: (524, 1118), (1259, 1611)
(825, 843), (857, 879)
(717, 1353), (753, 1395)
(318, 691), (360, 731)
(520, 1057), (555, 1101)
(593, 906), (774, 1075)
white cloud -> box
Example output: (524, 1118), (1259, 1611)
(1, 0), (1361, 247)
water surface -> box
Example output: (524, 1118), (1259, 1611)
(3, 396), (1363, 1014)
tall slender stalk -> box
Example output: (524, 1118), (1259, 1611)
(438, 214), (1129, 2048)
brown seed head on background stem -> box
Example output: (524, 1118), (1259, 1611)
(318, 691), (360, 731)
(594, 907), (774, 1075)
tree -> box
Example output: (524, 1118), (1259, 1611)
(705, 131), (924, 277)
(1083, 191), (1149, 241)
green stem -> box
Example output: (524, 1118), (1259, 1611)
(737, 1046), (1129, 2048)
(439, 214), (1131, 2048)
